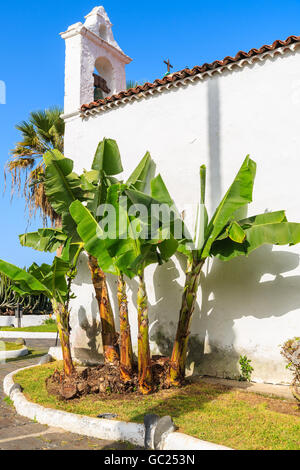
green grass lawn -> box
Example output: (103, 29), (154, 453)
(1, 341), (23, 351)
(0, 324), (57, 333)
(15, 362), (300, 450)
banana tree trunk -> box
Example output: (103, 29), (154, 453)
(88, 255), (119, 364)
(167, 259), (205, 386)
(117, 274), (134, 382)
(137, 271), (153, 394)
(52, 300), (74, 376)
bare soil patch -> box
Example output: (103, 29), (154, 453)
(232, 389), (300, 417)
(46, 356), (172, 400)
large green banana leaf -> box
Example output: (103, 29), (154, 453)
(211, 212), (300, 260)
(126, 175), (179, 230)
(126, 152), (152, 192)
(28, 258), (70, 300)
(19, 228), (81, 267)
(86, 139), (119, 218)
(70, 185), (178, 277)
(69, 200), (118, 275)
(0, 256), (71, 303)
(125, 187), (158, 209)
(19, 229), (68, 253)
(43, 150), (86, 237)
(239, 210), (287, 228)
(0, 260), (51, 297)
(47, 257), (70, 299)
(125, 180), (179, 249)
(70, 195), (141, 278)
(106, 183), (161, 275)
(201, 156), (256, 258)
(92, 138), (123, 176)
(150, 174), (174, 206)
(215, 211), (287, 242)
(87, 144), (151, 219)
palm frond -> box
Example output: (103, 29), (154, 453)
(126, 80), (145, 90)
(5, 106), (64, 225)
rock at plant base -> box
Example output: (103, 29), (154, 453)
(144, 414), (160, 449)
(60, 382), (78, 400)
(76, 366), (88, 379)
(77, 382), (89, 394)
(154, 416), (177, 450)
(38, 354), (53, 365)
(144, 414), (177, 449)
(10, 384), (22, 394)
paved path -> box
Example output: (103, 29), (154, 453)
(0, 341), (135, 450)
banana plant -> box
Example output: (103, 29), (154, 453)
(42, 140), (124, 364)
(0, 252), (82, 376)
(42, 139), (152, 369)
(68, 150), (155, 386)
(70, 178), (178, 394)
(151, 156), (300, 386)
(85, 145), (153, 374)
(124, 186), (179, 394)
(70, 192), (136, 383)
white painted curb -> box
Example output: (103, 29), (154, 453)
(0, 332), (57, 339)
(160, 432), (230, 450)
(0, 346), (28, 360)
(3, 364), (232, 450)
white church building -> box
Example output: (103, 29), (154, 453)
(61, 6), (300, 384)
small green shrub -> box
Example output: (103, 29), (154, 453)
(43, 317), (56, 326)
(281, 337), (300, 407)
(3, 397), (13, 407)
(239, 355), (254, 382)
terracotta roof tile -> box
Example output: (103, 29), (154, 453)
(81, 34), (300, 113)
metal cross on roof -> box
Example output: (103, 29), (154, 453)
(164, 59), (173, 74)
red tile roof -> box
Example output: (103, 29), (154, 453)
(81, 34), (300, 113)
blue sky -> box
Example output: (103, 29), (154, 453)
(1, 0), (300, 267)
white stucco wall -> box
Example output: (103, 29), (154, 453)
(65, 46), (300, 384)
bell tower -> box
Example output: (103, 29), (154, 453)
(61, 6), (132, 115)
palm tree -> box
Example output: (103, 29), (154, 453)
(126, 80), (145, 90)
(5, 107), (64, 224)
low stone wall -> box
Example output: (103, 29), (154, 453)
(0, 315), (51, 328)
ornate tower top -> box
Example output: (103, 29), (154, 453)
(83, 6), (123, 52)
(61, 6), (132, 116)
